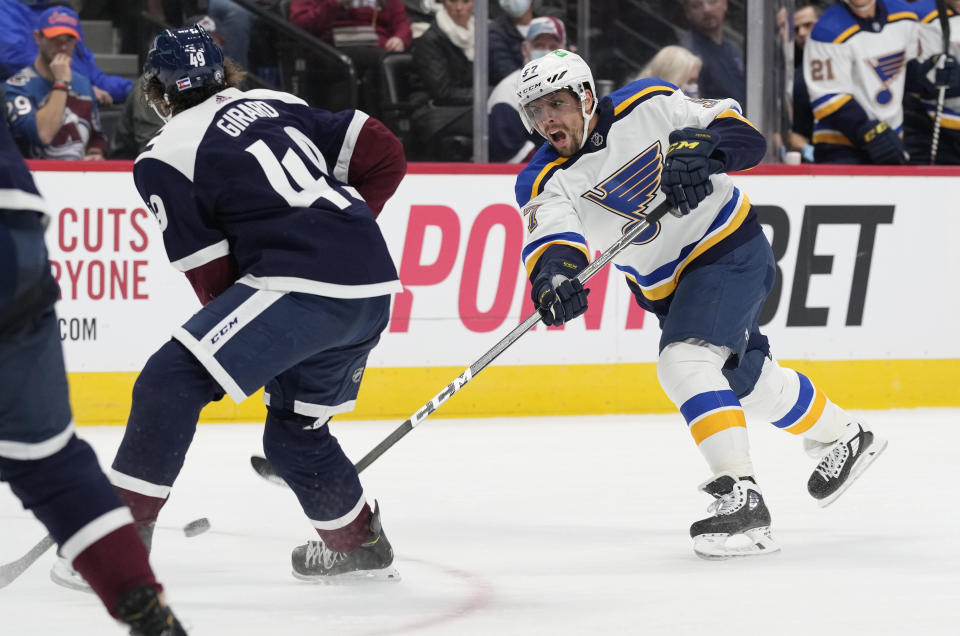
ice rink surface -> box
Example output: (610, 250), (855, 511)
(2, 409), (958, 635)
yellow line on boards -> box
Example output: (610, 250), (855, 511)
(67, 359), (960, 426)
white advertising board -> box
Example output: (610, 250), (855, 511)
(31, 166), (960, 375)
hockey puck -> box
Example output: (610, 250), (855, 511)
(183, 517), (211, 537)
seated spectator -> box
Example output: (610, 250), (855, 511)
(678, 0), (745, 105)
(489, 0), (534, 86)
(787, 2), (820, 163)
(289, 0), (413, 116)
(0, 1), (131, 104)
(406, 0), (441, 39)
(208, 0), (256, 70)
(3, 5), (105, 160)
(635, 45), (702, 96)
(488, 15), (565, 162)
(411, 0), (474, 160)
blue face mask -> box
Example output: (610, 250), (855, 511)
(499, 0), (532, 19)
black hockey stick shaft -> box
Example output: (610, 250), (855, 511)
(352, 199), (673, 473)
(0, 534), (54, 590)
(931, 0), (952, 164)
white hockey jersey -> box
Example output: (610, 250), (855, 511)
(515, 79), (764, 316)
(914, 0), (960, 131)
(804, 0), (920, 147)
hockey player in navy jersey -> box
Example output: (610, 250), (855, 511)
(0, 108), (186, 633)
(101, 25), (405, 582)
(515, 50), (887, 559)
(803, 0), (920, 164)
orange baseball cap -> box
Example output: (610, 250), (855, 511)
(37, 6), (82, 41)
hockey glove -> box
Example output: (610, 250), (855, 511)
(660, 128), (726, 217)
(532, 274), (590, 326)
(856, 120), (906, 165)
(934, 54), (960, 98)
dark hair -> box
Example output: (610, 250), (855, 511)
(143, 58), (246, 115)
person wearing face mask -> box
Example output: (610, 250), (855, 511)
(634, 45), (703, 98)
(488, 16), (566, 161)
(489, 0), (535, 85)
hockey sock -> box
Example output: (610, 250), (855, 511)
(658, 340), (754, 477)
(740, 357), (846, 443)
(112, 339), (221, 488)
(263, 407), (372, 552)
(72, 525), (160, 618)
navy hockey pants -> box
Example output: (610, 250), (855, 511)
(111, 281), (390, 524)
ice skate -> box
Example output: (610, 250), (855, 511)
(115, 584), (187, 636)
(291, 502), (400, 583)
(808, 420), (887, 507)
(50, 555), (92, 593)
(689, 474), (780, 560)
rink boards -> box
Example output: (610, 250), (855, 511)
(27, 162), (960, 424)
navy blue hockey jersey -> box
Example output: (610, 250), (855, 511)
(0, 116), (47, 216)
(134, 87), (403, 302)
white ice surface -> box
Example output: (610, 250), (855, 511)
(1, 409), (958, 635)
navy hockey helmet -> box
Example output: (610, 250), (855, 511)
(144, 24), (225, 95)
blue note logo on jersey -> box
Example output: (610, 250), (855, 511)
(581, 142), (663, 245)
(870, 50), (906, 105)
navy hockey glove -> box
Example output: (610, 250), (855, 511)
(532, 275), (590, 326)
(934, 55), (960, 98)
(660, 128), (725, 217)
(856, 120), (906, 165)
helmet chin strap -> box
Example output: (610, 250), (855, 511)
(150, 94), (172, 123)
(577, 92), (597, 150)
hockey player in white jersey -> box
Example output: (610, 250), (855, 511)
(803, 0), (920, 163)
(903, 0), (960, 163)
(515, 50), (887, 559)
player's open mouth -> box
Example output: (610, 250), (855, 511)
(549, 129), (567, 144)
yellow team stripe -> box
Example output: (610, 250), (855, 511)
(834, 25), (861, 43)
(523, 240), (590, 276)
(783, 387), (827, 435)
(65, 359), (960, 426)
(812, 131), (854, 146)
(887, 11), (918, 23)
(716, 109), (758, 130)
(813, 94), (853, 120)
(689, 408), (747, 445)
(614, 85), (676, 116)
(530, 156), (568, 200)
(641, 194), (751, 301)
(920, 9), (938, 23)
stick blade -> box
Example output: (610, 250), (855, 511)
(249, 455), (288, 487)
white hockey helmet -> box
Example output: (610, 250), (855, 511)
(516, 49), (598, 151)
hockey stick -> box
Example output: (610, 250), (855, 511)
(0, 534), (54, 590)
(251, 199), (674, 482)
(930, 0), (952, 164)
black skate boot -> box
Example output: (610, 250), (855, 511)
(808, 420), (887, 507)
(291, 502), (400, 583)
(689, 473), (780, 560)
(115, 584), (187, 636)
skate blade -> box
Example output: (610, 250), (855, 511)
(49, 561), (93, 593)
(817, 435), (888, 508)
(693, 527), (781, 560)
(292, 565), (401, 585)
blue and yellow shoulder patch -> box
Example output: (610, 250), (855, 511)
(608, 78), (676, 119)
(516, 144), (566, 206)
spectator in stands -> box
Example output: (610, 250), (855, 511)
(289, 0), (413, 117)
(0, 1), (131, 104)
(3, 5), (106, 160)
(411, 0), (474, 160)
(208, 0), (256, 70)
(488, 15), (565, 162)
(406, 0), (441, 39)
(635, 45), (702, 96)
(489, 0), (535, 86)
(678, 0), (745, 105)
(787, 2), (821, 163)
